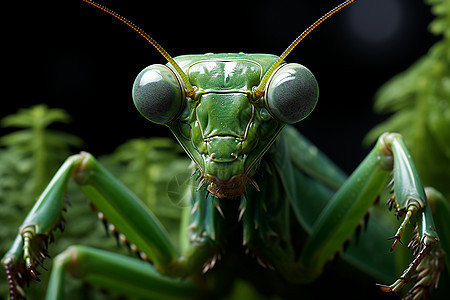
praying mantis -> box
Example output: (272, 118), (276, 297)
(2, 0), (449, 299)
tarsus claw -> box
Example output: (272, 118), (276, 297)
(376, 278), (406, 293)
(27, 266), (41, 282)
(388, 210), (413, 252)
(376, 283), (391, 293)
(379, 243), (442, 299)
(386, 235), (403, 252)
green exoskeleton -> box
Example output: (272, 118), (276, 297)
(2, 0), (449, 299)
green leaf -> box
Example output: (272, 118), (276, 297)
(367, 0), (450, 200)
(428, 95), (450, 159)
(1, 105), (71, 129)
(0, 130), (34, 148)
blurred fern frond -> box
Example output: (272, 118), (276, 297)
(0, 105), (191, 299)
(1, 105), (84, 197)
(365, 0), (450, 199)
(100, 137), (191, 249)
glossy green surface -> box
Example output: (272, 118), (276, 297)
(3, 54), (449, 300)
(265, 63), (318, 124)
(163, 54), (286, 197)
(133, 64), (185, 124)
(47, 245), (196, 300)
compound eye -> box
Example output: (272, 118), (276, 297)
(132, 64), (185, 124)
(265, 63), (318, 124)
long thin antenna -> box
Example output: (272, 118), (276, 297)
(254, 0), (356, 98)
(81, 0), (195, 96)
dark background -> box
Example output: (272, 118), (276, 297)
(3, 0), (438, 173)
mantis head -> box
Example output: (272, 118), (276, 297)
(132, 56), (318, 198)
(82, 0), (356, 198)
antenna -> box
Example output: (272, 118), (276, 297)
(81, 0), (196, 96)
(253, 0), (356, 98)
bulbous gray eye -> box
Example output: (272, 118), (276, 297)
(265, 63), (318, 124)
(132, 64), (185, 124)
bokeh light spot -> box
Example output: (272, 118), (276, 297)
(348, 0), (403, 44)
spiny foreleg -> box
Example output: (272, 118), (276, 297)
(370, 134), (445, 299)
(2, 152), (181, 299)
(379, 185), (448, 299)
(2, 155), (81, 299)
(297, 133), (445, 297)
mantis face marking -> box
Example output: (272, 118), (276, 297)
(83, 0), (353, 198)
(133, 53), (318, 198)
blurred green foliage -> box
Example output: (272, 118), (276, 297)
(0, 105), (89, 299)
(101, 137), (191, 249)
(2, 2), (449, 298)
(365, 0), (450, 199)
(0, 105), (190, 299)
(0, 105), (83, 198)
